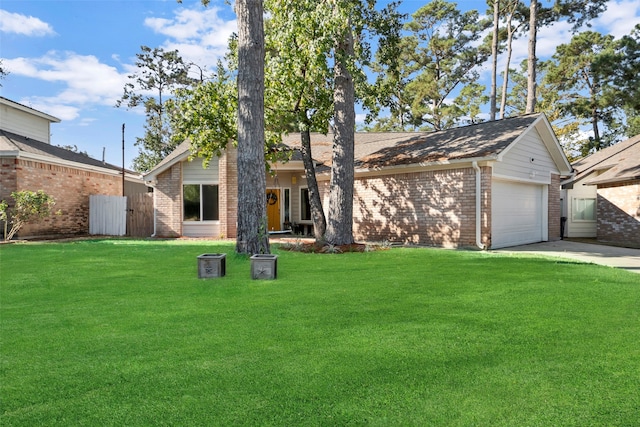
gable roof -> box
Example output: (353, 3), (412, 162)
(569, 134), (640, 186)
(0, 96), (61, 124)
(281, 113), (570, 174)
(144, 139), (302, 183)
(0, 129), (140, 179)
(145, 113), (571, 180)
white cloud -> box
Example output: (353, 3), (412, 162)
(78, 118), (97, 127)
(4, 51), (128, 118)
(144, 6), (237, 68)
(22, 98), (80, 121)
(0, 9), (55, 36)
(489, 1), (640, 78)
(594, 0), (640, 38)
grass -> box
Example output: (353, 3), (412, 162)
(1, 239), (639, 426)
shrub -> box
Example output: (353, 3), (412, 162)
(1, 190), (57, 241)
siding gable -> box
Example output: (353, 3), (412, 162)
(493, 127), (558, 183)
(182, 156), (219, 184)
(0, 103), (52, 143)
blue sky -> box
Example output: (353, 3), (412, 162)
(1, 0), (639, 169)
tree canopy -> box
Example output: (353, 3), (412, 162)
(116, 46), (196, 172)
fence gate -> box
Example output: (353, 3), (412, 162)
(127, 193), (153, 237)
(89, 195), (126, 236)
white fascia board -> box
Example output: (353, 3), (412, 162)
(534, 115), (572, 175)
(15, 151), (126, 177)
(0, 150), (21, 157)
(143, 151), (190, 183)
(560, 171), (577, 186)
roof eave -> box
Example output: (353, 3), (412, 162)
(9, 151), (132, 177)
(143, 150), (191, 183)
(269, 160), (306, 171)
(0, 150), (21, 157)
(584, 175), (640, 186)
(349, 155), (498, 178)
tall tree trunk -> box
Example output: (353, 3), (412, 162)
(235, 0), (269, 254)
(526, 0), (537, 114)
(325, 27), (355, 246)
(591, 107), (601, 150)
(490, 0), (500, 121)
(300, 127), (327, 240)
(500, 8), (516, 119)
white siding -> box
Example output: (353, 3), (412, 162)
(493, 128), (558, 183)
(183, 222), (220, 238)
(565, 177), (597, 238)
(0, 103), (51, 143)
(183, 157), (219, 183)
(181, 157), (220, 238)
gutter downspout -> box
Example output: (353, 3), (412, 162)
(472, 161), (486, 250)
(146, 180), (157, 237)
(152, 194), (157, 237)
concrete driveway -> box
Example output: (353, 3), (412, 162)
(492, 240), (640, 274)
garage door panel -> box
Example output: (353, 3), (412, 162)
(492, 180), (544, 248)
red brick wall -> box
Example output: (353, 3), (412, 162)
(596, 181), (640, 248)
(0, 158), (18, 200)
(352, 167), (487, 248)
(220, 148), (238, 239)
(154, 163), (182, 238)
(151, 150), (237, 240)
(548, 173), (562, 241)
(2, 157), (122, 238)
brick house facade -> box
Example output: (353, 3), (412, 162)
(146, 114), (571, 249)
(562, 134), (640, 248)
(596, 182), (640, 247)
(348, 167), (487, 247)
(1, 97), (146, 239)
(1, 157), (123, 237)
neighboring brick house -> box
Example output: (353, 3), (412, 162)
(0, 97), (146, 239)
(561, 134), (640, 248)
(145, 113), (571, 249)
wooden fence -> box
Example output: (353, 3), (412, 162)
(127, 193), (153, 237)
(89, 193), (154, 237)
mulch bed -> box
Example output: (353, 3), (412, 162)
(276, 239), (371, 253)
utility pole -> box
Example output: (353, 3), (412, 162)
(122, 123), (125, 196)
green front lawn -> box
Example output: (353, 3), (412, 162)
(1, 239), (639, 426)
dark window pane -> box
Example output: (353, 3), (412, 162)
(202, 185), (219, 220)
(183, 184), (200, 221)
(284, 188), (290, 222)
(301, 188), (311, 221)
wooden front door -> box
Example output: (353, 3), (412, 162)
(266, 189), (281, 231)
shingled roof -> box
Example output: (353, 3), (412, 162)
(0, 129), (126, 173)
(147, 112), (567, 178)
(574, 134), (640, 186)
(281, 113), (544, 170)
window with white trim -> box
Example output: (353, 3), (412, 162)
(183, 184), (219, 221)
(572, 197), (596, 221)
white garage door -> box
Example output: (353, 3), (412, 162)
(491, 180), (545, 249)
